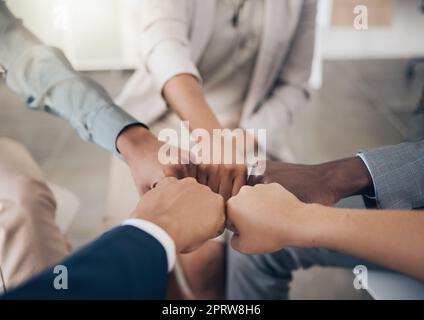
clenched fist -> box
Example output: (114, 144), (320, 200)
(227, 183), (317, 254)
(132, 177), (226, 253)
(117, 125), (197, 195)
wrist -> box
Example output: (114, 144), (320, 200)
(294, 203), (333, 248)
(143, 215), (181, 252)
(324, 157), (373, 201)
(116, 125), (155, 162)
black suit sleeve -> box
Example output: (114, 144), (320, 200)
(2, 226), (168, 300)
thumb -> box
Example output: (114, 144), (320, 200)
(154, 176), (178, 189)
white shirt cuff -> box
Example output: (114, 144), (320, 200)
(356, 153), (377, 200)
(146, 40), (201, 91)
(122, 219), (176, 272)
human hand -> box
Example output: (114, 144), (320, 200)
(132, 177), (226, 253)
(227, 183), (314, 254)
(117, 125), (197, 195)
(194, 130), (248, 201)
(196, 163), (247, 201)
(248, 158), (373, 206)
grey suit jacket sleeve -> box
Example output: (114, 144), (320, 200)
(359, 89), (424, 209)
(359, 141), (424, 209)
(0, 1), (140, 154)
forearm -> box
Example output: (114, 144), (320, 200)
(47, 77), (140, 154)
(323, 157), (373, 200)
(305, 205), (424, 280)
(116, 125), (158, 164)
(3, 226), (169, 299)
(138, 0), (218, 132)
(163, 74), (221, 133)
(0, 3), (140, 154)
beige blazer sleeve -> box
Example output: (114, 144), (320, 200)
(245, 0), (317, 159)
(137, 0), (200, 91)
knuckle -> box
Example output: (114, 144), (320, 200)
(183, 177), (197, 184)
(239, 185), (253, 194)
(268, 182), (282, 190)
(226, 197), (236, 209)
(199, 182), (212, 193)
(159, 177), (177, 186)
(214, 192), (225, 203)
(255, 183), (267, 189)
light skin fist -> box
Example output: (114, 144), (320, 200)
(117, 126), (197, 195)
(227, 183), (315, 255)
(131, 177), (226, 253)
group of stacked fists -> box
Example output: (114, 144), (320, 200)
(120, 126), (370, 256)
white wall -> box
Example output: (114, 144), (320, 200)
(7, 0), (139, 70)
(7, 0), (424, 70)
(321, 0), (424, 59)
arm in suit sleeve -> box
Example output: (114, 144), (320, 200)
(0, 2), (141, 154)
(245, 0), (317, 159)
(358, 90), (424, 210)
(405, 88), (424, 143)
(2, 226), (169, 300)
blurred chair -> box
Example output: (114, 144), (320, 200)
(405, 0), (424, 81)
(47, 183), (79, 234)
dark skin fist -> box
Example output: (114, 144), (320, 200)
(248, 158), (373, 206)
(196, 163), (247, 201)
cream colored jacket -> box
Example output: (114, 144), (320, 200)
(117, 0), (317, 160)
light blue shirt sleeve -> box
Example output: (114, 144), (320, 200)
(0, 2), (142, 154)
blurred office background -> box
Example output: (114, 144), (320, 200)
(1, 0), (423, 299)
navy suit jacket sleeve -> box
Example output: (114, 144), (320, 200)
(2, 226), (169, 300)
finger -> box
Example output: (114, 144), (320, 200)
(232, 168), (247, 196)
(218, 170), (233, 201)
(208, 166), (220, 194)
(178, 164), (191, 179)
(188, 163), (197, 179)
(197, 164), (208, 186)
